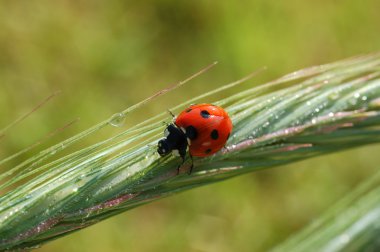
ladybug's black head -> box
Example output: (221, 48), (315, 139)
(157, 139), (170, 156)
(157, 123), (188, 158)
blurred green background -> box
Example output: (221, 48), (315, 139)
(1, 1), (380, 251)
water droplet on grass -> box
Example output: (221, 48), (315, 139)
(329, 92), (340, 100)
(339, 233), (351, 244)
(26, 245), (41, 250)
(349, 98), (357, 105)
(109, 113), (126, 127)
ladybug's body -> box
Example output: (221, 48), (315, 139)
(157, 104), (233, 173)
(175, 104), (232, 156)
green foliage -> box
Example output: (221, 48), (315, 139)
(272, 164), (380, 252)
(1, 53), (380, 251)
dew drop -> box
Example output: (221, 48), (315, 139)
(109, 113), (126, 127)
(339, 233), (350, 244)
(27, 245), (41, 250)
(349, 98), (357, 105)
(329, 92), (340, 100)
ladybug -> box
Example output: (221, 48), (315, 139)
(157, 103), (233, 174)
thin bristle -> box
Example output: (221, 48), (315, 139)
(0, 91), (61, 140)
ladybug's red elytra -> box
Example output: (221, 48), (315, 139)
(157, 104), (233, 174)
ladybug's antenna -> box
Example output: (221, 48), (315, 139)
(167, 109), (175, 118)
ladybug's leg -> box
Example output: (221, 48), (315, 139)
(177, 147), (187, 175)
(188, 154), (194, 175)
(176, 157), (185, 175)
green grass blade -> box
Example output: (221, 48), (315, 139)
(1, 53), (380, 251)
(271, 165), (380, 252)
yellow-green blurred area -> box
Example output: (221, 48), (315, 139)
(1, 1), (380, 251)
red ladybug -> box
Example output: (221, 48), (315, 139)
(157, 103), (233, 173)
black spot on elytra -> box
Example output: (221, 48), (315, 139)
(185, 125), (198, 140)
(205, 148), (212, 154)
(211, 129), (219, 140)
(200, 110), (210, 118)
